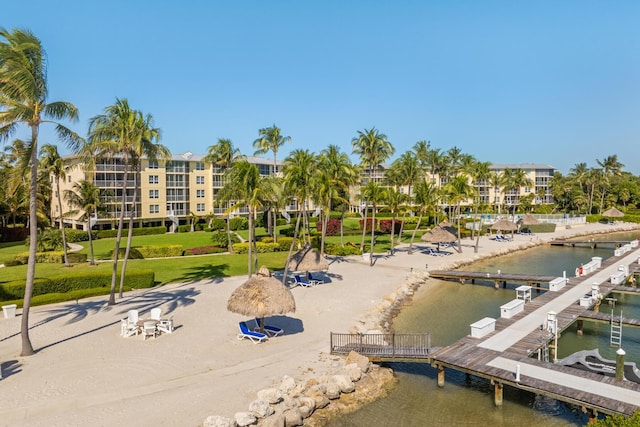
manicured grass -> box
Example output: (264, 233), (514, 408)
(0, 240), (29, 260)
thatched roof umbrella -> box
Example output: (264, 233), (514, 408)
(286, 244), (329, 277)
(438, 219), (458, 236)
(227, 266), (296, 334)
(421, 225), (457, 251)
(489, 218), (518, 237)
(517, 214), (540, 232)
(602, 207), (624, 218)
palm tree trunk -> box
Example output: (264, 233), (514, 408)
(320, 200), (331, 256)
(88, 215), (96, 265)
(56, 180), (70, 267)
(369, 205), (376, 266)
(119, 164), (139, 298)
(390, 214), (396, 256)
(20, 127), (39, 356)
(360, 201), (368, 252)
(226, 214), (234, 254)
(409, 212), (423, 253)
(109, 161), (129, 305)
(281, 210), (303, 286)
(340, 206), (345, 248)
(247, 208), (253, 277)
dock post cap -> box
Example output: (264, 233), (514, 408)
(617, 348), (626, 356)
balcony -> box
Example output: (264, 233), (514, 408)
(94, 180), (137, 188)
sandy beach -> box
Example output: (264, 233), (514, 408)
(0, 222), (638, 427)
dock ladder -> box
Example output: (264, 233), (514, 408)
(610, 310), (623, 347)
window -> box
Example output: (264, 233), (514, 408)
(196, 176), (205, 185)
(196, 189), (205, 198)
(196, 203), (205, 212)
(148, 160), (158, 169)
(150, 204), (159, 214)
(149, 189), (159, 199)
(195, 162), (205, 171)
(149, 175), (159, 184)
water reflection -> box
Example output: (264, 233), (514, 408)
(330, 231), (640, 427)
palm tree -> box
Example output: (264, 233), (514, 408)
(318, 145), (357, 249)
(204, 137), (244, 252)
(442, 174), (475, 252)
(361, 181), (387, 266)
(254, 125), (291, 236)
(0, 28), (80, 356)
(64, 180), (103, 265)
(221, 160), (263, 276)
(596, 155), (623, 213)
(408, 179), (438, 252)
(40, 143), (70, 266)
(351, 127), (394, 252)
(87, 99), (167, 304)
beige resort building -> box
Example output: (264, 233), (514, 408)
(52, 153), (555, 232)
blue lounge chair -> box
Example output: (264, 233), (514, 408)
(237, 321), (268, 344)
(307, 272), (324, 284)
(294, 275), (315, 287)
(254, 318), (284, 337)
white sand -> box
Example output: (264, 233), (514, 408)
(0, 222), (637, 427)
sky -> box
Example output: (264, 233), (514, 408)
(3, 1), (639, 174)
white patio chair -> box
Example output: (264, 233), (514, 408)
(150, 307), (162, 321)
(157, 315), (174, 334)
(142, 321), (158, 340)
(121, 318), (139, 337)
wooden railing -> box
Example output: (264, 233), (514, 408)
(330, 333), (431, 360)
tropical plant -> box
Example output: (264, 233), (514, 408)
(40, 143), (70, 266)
(442, 174), (476, 252)
(360, 181), (387, 265)
(0, 28), (81, 356)
(64, 180), (103, 265)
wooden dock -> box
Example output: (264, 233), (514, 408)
(428, 270), (556, 289)
(579, 310), (640, 329)
(549, 239), (631, 248)
(332, 246), (640, 420)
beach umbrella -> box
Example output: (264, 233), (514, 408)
(517, 214), (540, 226)
(489, 218), (518, 237)
(438, 219), (458, 235)
(421, 225), (457, 251)
(602, 207), (624, 218)
(227, 266), (296, 333)
(286, 244), (329, 274)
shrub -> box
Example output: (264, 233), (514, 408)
(110, 245), (184, 259)
(211, 231), (239, 247)
(64, 229), (97, 242)
(231, 242), (280, 254)
(96, 226), (165, 239)
(184, 246), (226, 255)
(324, 243), (361, 256)
(279, 226), (296, 237)
(316, 219), (341, 236)
(229, 217), (248, 230)
(0, 269), (155, 302)
(276, 218), (287, 226)
(67, 253), (88, 263)
(276, 237), (294, 252)
(14, 251), (66, 264)
(359, 218), (378, 232)
(379, 220), (402, 234)
(209, 218), (226, 230)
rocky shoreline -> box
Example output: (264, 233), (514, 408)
(202, 224), (640, 427)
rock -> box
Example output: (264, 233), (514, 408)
(257, 412), (285, 427)
(234, 411), (257, 427)
(342, 363), (362, 382)
(324, 382), (341, 399)
(257, 388), (282, 404)
(203, 415), (235, 427)
(331, 375), (355, 393)
(280, 375), (296, 394)
(297, 396), (316, 418)
(282, 407), (303, 426)
(249, 399), (274, 418)
(306, 389), (330, 409)
(345, 351), (370, 373)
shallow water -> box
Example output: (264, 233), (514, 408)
(329, 231), (640, 426)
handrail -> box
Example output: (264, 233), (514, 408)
(330, 333), (431, 359)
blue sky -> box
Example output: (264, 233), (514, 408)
(3, 1), (639, 174)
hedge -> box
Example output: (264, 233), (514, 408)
(0, 269), (155, 302)
(14, 251), (66, 264)
(229, 217), (248, 230)
(316, 219), (341, 236)
(232, 242), (280, 254)
(324, 242), (362, 256)
(63, 229), (97, 243)
(110, 244), (184, 259)
(96, 226), (166, 239)
(209, 218), (226, 230)
(184, 246), (226, 255)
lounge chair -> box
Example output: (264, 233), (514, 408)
(121, 309), (139, 337)
(254, 318), (284, 337)
(237, 321), (268, 344)
(307, 272), (324, 284)
(142, 320), (158, 340)
(294, 275), (316, 287)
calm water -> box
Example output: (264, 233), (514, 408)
(330, 232), (640, 427)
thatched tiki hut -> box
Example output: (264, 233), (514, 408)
(421, 225), (457, 251)
(286, 244), (329, 278)
(227, 266), (296, 334)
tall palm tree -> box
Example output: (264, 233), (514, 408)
(0, 28), (80, 356)
(351, 127), (394, 252)
(118, 111), (168, 298)
(596, 155), (623, 213)
(281, 149), (317, 282)
(39, 143), (70, 266)
(442, 174), (475, 252)
(204, 137), (244, 251)
(64, 180), (103, 265)
(361, 181), (387, 266)
(253, 125), (290, 234)
(408, 179), (438, 252)
(87, 99), (160, 304)
(221, 160), (263, 276)
(319, 145), (358, 249)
